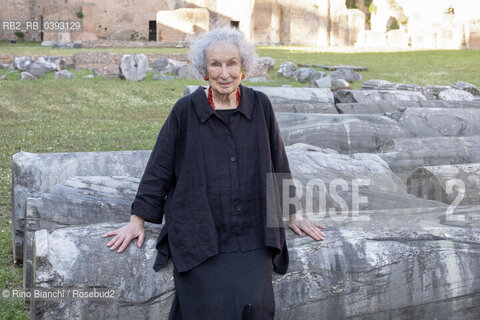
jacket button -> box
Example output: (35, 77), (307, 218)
(230, 156), (236, 162)
(236, 205), (242, 211)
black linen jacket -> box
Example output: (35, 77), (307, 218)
(131, 84), (294, 274)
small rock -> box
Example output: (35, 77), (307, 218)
(36, 57), (58, 72)
(360, 79), (392, 89)
(294, 68), (325, 83)
(451, 81), (480, 96)
(176, 65), (202, 80)
(83, 74), (95, 78)
(152, 58), (186, 73)
(54, 70), (75, 79)
(26, 62), (47, 78)
(14, 56), (33, 71)
(72, 41), (82, 49)
(329, 68), (362, 83)
(20, 72), (36, 80)
(438, 88), (475, 101)
(277, 62), (296, 79)
(257, 57), (275, 72)
(331, 79), (350, 91)
(314, 76), (332, 89)
(0, 75), (7, 80)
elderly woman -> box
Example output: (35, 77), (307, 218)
(102, 26), (326, 320)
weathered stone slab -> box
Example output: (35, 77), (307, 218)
(31, 223), (173, 320)
(438, 88), (475, 101)
(11, 150), (151, 262)
(407, 164), (480, 206)
(23, 176), (141, 291)
(359, 80), (450, 100)
(119, 54), (148, 81)
(184, 86), (334, 104)
(276, 113), (409, 154)
(287, 143), (406, 194)
(360, 79), (423, 92)
(378, 136), (480, 182)
(276, 206), (480, 320)
(286, 144), (444, 213)
(386, 107), (480, 137)
(272, 103), (337, 114)
(31, 209), (480, 320)
(335, 90), (427, 103)
(337, 100), (480, 114)
(451, 81), (480, 96)
(298, 64), (369, 72)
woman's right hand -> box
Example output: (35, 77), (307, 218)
(102, 214), (145, 253)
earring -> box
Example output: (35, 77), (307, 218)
(241, 73), (245, 79)
(204, 76), (209, 81)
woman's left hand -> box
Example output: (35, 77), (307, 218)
(287, 213), (326, 240)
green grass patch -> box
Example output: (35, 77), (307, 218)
(0, 43), (479, 318)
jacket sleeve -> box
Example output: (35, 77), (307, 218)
(130, 110), (178, 224)
(265, 94), (302, 216)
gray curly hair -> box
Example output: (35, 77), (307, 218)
(189, 26), (258, 77)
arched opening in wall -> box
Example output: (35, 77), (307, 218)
(386, 16), (399, 32)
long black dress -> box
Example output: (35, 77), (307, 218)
(167, 108), (276, 320)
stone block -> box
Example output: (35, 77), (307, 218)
(407, 163), (480, 206)
(386, 30), (409, 48)
(410, 32), (436, 49)
(335, 90), (426, 103)
(386, 107), (480, 137)
(119, 54), (148, 81)
(466, 19), (480, 49)
(11, 150), (151, 262)
(276, 113), (409, 154)
(378, 136), (480, 182)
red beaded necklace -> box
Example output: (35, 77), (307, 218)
(207, 86), (241, 110)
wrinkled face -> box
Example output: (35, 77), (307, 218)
(205, 43), (243, 96)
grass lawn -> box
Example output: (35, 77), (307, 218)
(0, 41), (479, 318)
